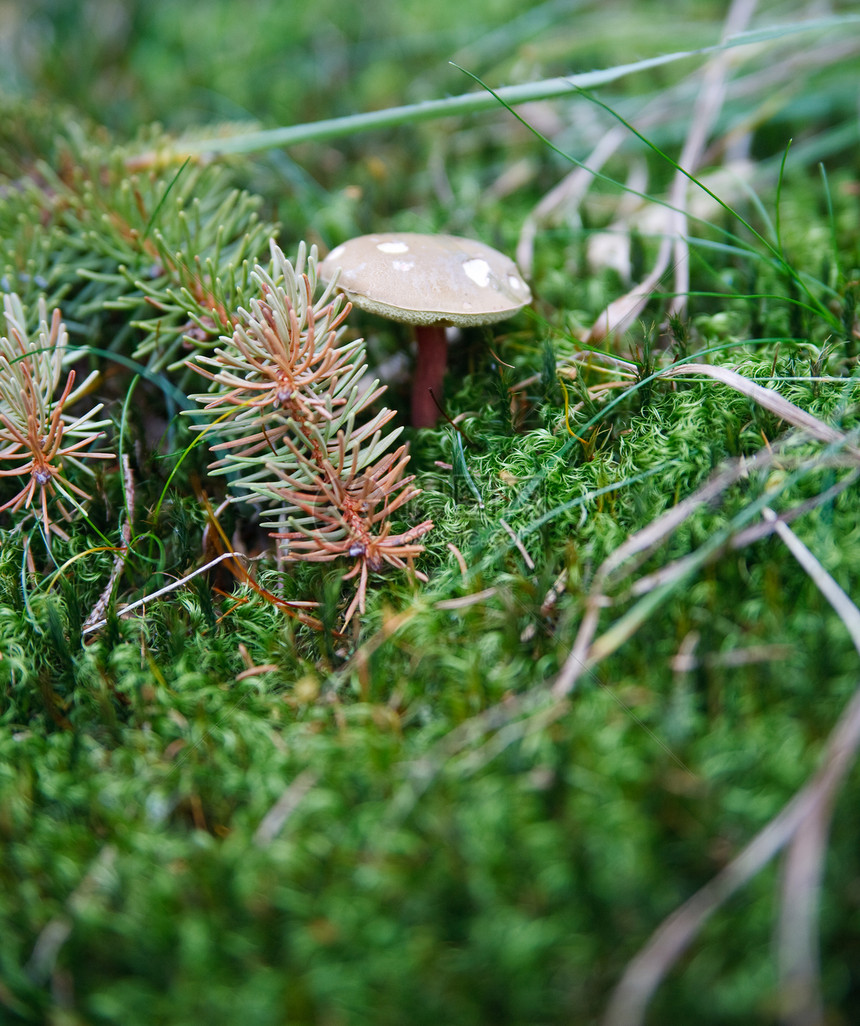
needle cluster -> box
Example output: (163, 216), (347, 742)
(0, 294), (114, 542)
(188, 242), (432, 623)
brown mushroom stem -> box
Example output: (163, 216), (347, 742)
(411, 325), (448, 428)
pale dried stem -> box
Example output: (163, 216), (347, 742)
(587, 0), (757, 340)
(601, 509), (860, 1026)
(499, 517), (535, 570)
(554, 433), (855, 697)
(82, 551), (251, 635)
(668, 0), (759, 316)
(553, 449), (764, 697)
(253, 769), (318, 846)
(765, 508), (860, 1026)
(662, 363), (860, 457)
(631, 468), (858, 599)
(84, 454), (135, 630)
(517, 125), (633, 276)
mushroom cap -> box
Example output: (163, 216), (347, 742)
(319, 232), (531, 327)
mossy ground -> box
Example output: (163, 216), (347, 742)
(2, 2), (860, 1023)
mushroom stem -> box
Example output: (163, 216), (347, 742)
(411, 324), (448, 427)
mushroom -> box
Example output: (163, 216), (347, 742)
(319, 232), (531, 427)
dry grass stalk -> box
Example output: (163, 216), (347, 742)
(661, 362), (860, 456)
(601, 508), (860, 1026)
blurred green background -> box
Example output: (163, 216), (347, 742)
(1, 0), (729, 132)
(4, 0), (856, 253)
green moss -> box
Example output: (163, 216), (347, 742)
(3, 8), (860, 1024)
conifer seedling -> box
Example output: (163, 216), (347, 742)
(0, 294), (114, 543)
(187, 241), (432, 624)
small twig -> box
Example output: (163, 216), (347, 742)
(235, 663), (280, 681)
(435, 587), (498, 610)
(25, 845), (117, 984)
(253, 770), (317, 846)
(541, 567), (569, 617)
(84, 454), (134, 629)
(447, 542), (469, 579)
(499, 518), (535, 570)
(81, 551), (251, 635)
